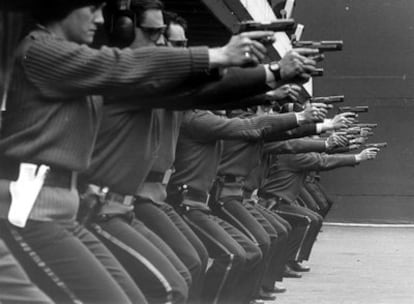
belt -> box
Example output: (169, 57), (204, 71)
(86, 185), (135, 206)
(242, 189), (254, 199)
(168, 184), (210, 204)
(106, 192), (135, 206)
(145, 169), (174, 185)
(0, 159), (76, 189)
(257, 189), (291, 204)
(218, 174), (245, 184)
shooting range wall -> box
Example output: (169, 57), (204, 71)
(295, 0), (414, 224)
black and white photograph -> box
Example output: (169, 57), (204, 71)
(0, 0), (413, 303)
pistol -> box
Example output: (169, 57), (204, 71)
(344, 128), (361, 135)
(292, 40), (343, 52)
(338, 106), (369, 113)
(236, 19), (296, 34)
(364, 142), (387, 148)
(310, 95), (344, 104)
(310, 68), (324, 77)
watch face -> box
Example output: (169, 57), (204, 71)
(270, 62), (279, 72)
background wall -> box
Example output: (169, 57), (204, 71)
(294, 0), (414, 223)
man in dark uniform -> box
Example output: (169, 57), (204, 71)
(166, 102), (327, 303)
(260, 146), (379, 270)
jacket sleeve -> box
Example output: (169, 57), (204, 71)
(262, 122), (318, 141)
(181, 110), (299, 142)
(283, 152), (358, 172)
(22, 31), (210, 99)
(264, 138), (327, 154)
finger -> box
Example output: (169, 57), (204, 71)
(297, 72), (311, 82)
(249, 44), (266, 62)
(250, 39), (268, 54)
(288, 93), (299, 102)
(342, 112), (357, 118)
(292, 48), (320, 56)
(302, 64), (318, 73)
(247, 53), (261, 67)
(289, 89), (299, 98)
(239, 31), (275, 40)
(302, 57), (317, 66)
(309, 53), (325, 62)
(290, 84), (302, 93)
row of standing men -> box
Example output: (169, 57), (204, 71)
(0, 0), (379, 303)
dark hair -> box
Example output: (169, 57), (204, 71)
(163, 11), (187, 31)
(130, 0), (164, 25)
(31, 0), (105, 25)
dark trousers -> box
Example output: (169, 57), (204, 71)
(0, 219), (146, 304)
(254, 203), (291, 283)
(173, 204), (262, 304)
(275, 203), (323, 262)
(0, 239), (53, 304)
(259, 199), (307, 262)
(210, 197), (272, 297)
(89, 215), (189, 304)
(299, 187), (321, 214)
(134, 199), (209, 303)
(304, 180), (333, 218)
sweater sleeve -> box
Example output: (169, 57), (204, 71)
(22, 31), (210, 99)
(105, 65), (269, 110)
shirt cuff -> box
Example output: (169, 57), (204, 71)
(316, 119), (333, 133)
(264, 64), (278, 88)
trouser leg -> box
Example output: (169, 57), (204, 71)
(134, 201), (208, 304)
(304, 180), (333, 218)
(72, 222), (146, 303)
(255, 203), (291, 283)
(241, 201), (282, 293)
(0, 219), (137, 304)
(299, 187), (321, 214)
(210, 197), (270, 298)
(89, 216), (189, 304)
(276, 204), (323, 261)
(265, 204), (308, 262)
(177, 207), (262, 304)
(0, 239), (54, 304)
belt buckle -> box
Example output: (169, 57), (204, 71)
(88, 184), (109, 203)
(162, 169), (174, 185)
(123, 195), (135, 206)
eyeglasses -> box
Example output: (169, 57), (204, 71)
(168, 39), (188, 48)
(139, 25), (167, 42)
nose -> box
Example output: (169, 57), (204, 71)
(156, 34), (167, 46)
(94, 6), (105, 25)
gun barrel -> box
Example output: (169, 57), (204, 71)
(354, 123), (378, 128)
(310, 68), (324, 77)
(236, 19), (296, 34)
(310, 95), (345, 104)
(339, 106), (369, 113)
(364, 142), (387, 148)
(293, 40), (343, 51)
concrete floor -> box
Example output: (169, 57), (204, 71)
(270, 225), (414, 304)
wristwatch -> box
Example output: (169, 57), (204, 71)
(268, 61), (282, 81)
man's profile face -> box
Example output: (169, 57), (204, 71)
(166, 23), (187, 48)
(60, 4), (105, 44)
(132, 9), (166, 48)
